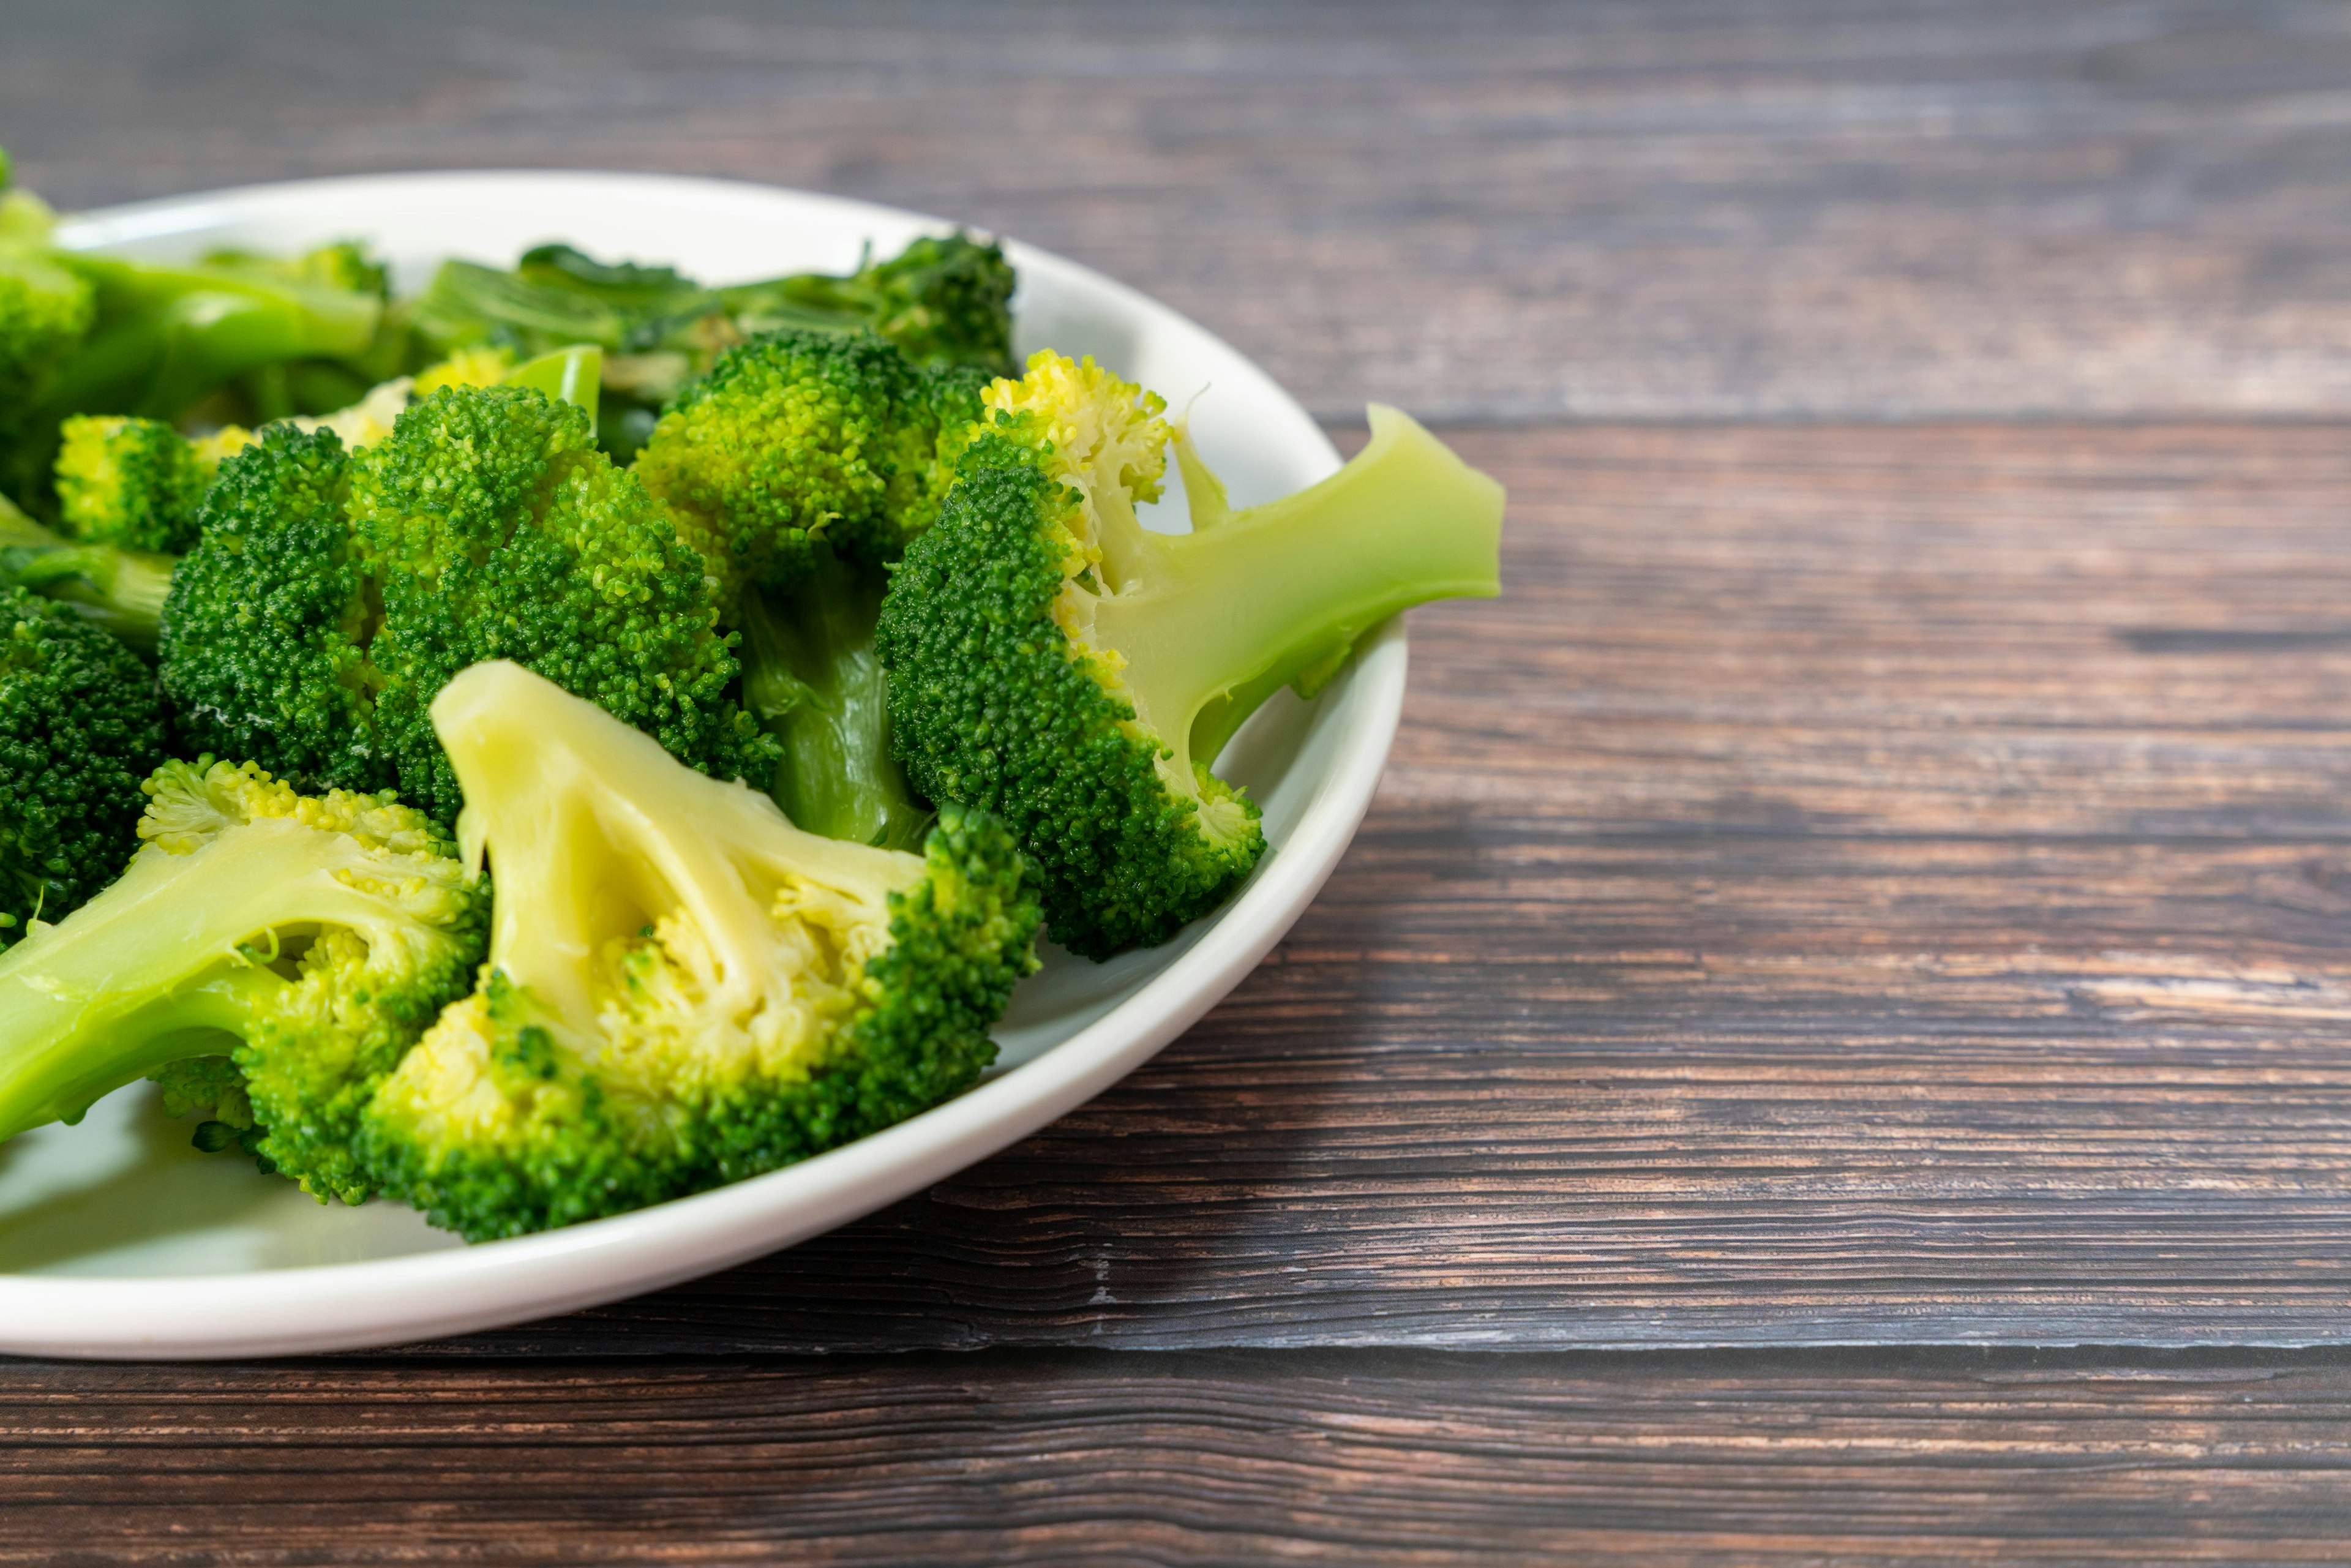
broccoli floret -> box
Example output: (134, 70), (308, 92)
(877, 352), (1505, 958)
(634, 328), (988, 595)
(719, 233), (1018, 377)
(158, 422), (375, 791)
(163, 383), (773, 823)
(0, 488), (176, 649)
(738, 543), (933, 852)
(53, 415), (220, 552)
(357, 661), (1041, 1240)
(0, 757), (487, 1200)
(0, 581), (166, 945)
(411, 233), (1015, 463)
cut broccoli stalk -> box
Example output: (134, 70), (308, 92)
(0, 490), (174, 649)
(0, 759), (485, 1200)
(880, 354), (1506, 958)
(1094, 403), (1503, 795)
(738, 545), (934, 852)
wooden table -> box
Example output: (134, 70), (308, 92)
(12, 2), (2351, 1560)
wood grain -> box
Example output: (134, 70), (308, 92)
(8, 1349), (2351, 1565)
(11, 0), (2351, 421)
(356, 420), (2351, 1356)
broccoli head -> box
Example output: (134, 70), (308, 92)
(162, 383), (773, 823)
(358, 661), (1041, 1240)
(877, 352), (1505, 957)
(634, 328), (988, 595)
(52, 415), (232, 553)
(0, 757), (487, 1201)
(0, 581), (166, 945)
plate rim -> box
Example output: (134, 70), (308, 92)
(0, 170), (1406, 1359)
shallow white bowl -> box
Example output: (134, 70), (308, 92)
(0, 172), (1402, 1359)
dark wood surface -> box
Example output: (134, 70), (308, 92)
(11, 2), (2351, 1561)
(12, 1349), (2351, 1566)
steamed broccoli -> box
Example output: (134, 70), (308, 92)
(163, 379), (771, 823)
(877, 352), (1505, 957)
(0, 756), (487, 1201)
(52, 415), (252, 553)
(634, 328), (988, 596)
(738, 544), (933, 852)
(0, 152), (392, 514)
(412, 232), (1014, 462)
(0, 580), (166, 945)
(0, 157), (96, 432)
(0, 489), (176, 649)
(357, 660), (1040, 1240)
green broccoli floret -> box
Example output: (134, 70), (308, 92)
(0, 581), (166, 945)
(877, 351), (1505, 958)
(0, 489), (176, 650)
(163, 383), (773, 823)
(634, 328), (988, 595)
(738, 543), (933, 852)
(356, 660), (1041, 1240)
(411, 232), (1014, 463)
(0, 757), (487, 1201)
(718, 232), (1018, 377)
(51, 415), (235, 553)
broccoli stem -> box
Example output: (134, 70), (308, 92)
(1089, 404), (1504, 782)
(46, 254), (383, 419)
(0, 494), (173, 650)
(737, 547), (934, 852)
(0, 820), (378, 1141)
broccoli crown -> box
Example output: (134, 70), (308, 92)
(0, 582), (165, 945)
(0, 757), (487, 1202)
(358, 661), (1041, 1240)
(160, 422), (377, 794)
(53, 414), (214, 553)
(163, 387), (776, 823)
(633, 329), (988, 594)
(877, 353), (1506, 958)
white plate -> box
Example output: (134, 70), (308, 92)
(0, 172), (1403, 1359)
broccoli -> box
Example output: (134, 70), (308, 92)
(412, 233), (1014, 462)
(162, 379), (773, 823)
(716, 232), (1017, 377)
(0, 756), (487, 1202)
(738, 544), (933, 852)
(0, 580), (167, 945)
(0, 488), (175, 649)
(52, 415), (252, 553)
(356, 660), (1041, 1240)
(49, 344), (590, 566)
(634, 328), (988, 596)
(877, 352), (1505, 958)
(0, 157), (96, 435)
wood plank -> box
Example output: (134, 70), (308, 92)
(7, 1349), (2351, 1564)
(397, 421), (2351, 1355)
(12, 1), (2351, 420)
